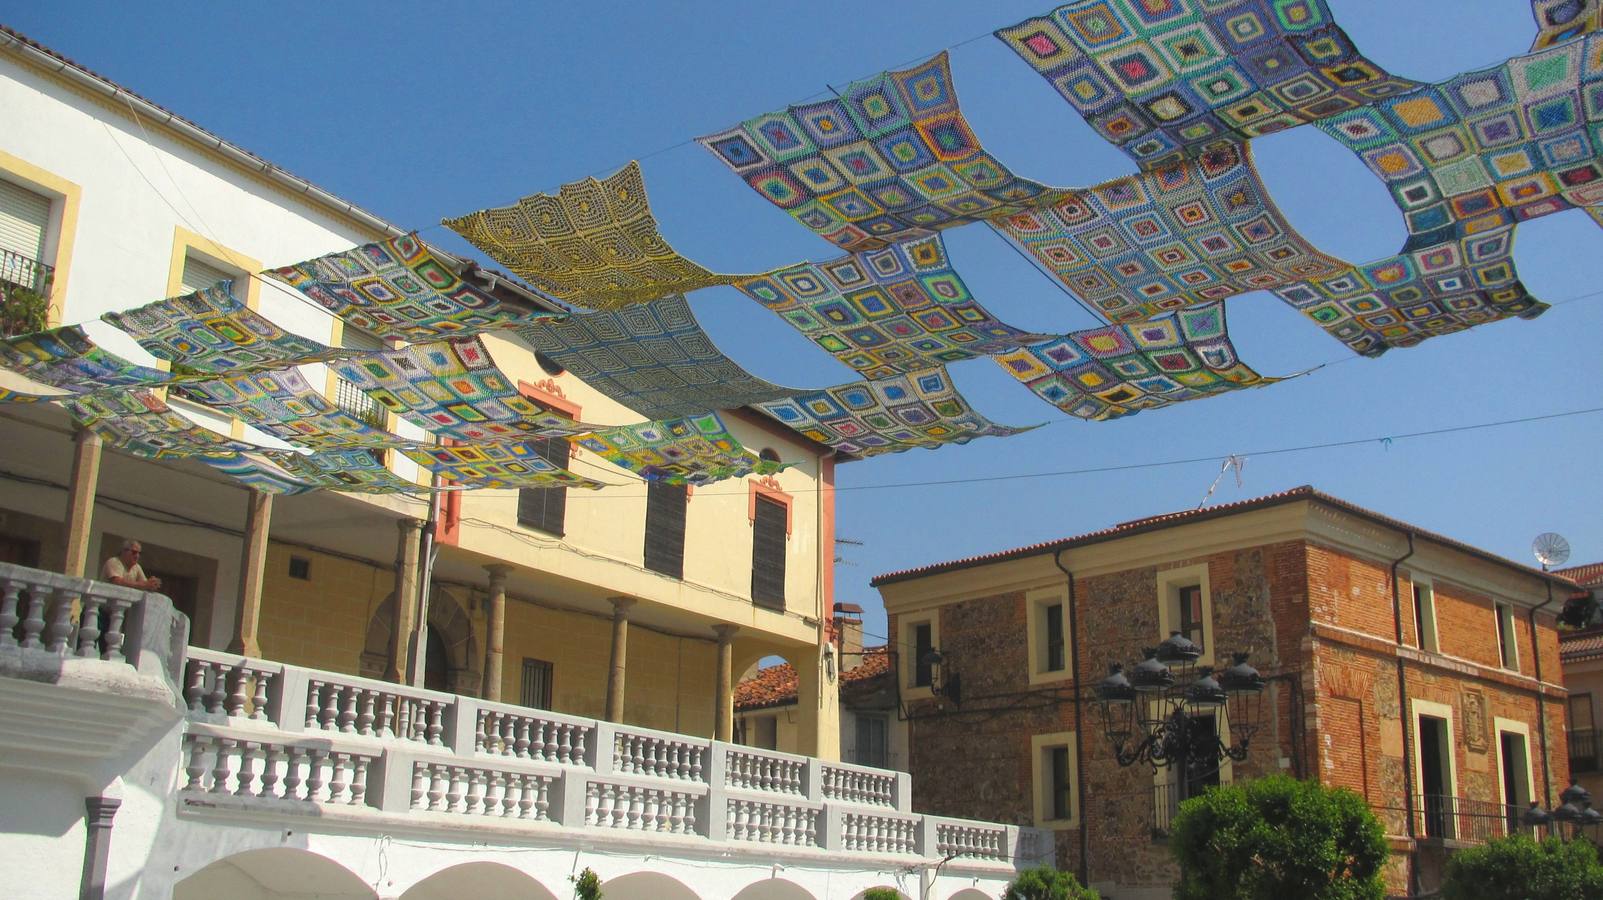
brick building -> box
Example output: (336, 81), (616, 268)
(871, 487), (1576, 898)
(1559, 562), (1603, 800)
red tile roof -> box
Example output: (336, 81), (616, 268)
(871, 485), (1581, 592)
(1558, 562), (1603, 589)
(735, 646), (890, 711)
(1561, 626), (1603, 663)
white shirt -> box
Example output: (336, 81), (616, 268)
(102, 556), (148, 584)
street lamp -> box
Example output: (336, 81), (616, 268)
(1523, 780), (1599, 840)
(1093, 631), (1266, 776)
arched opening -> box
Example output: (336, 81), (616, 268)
(731, 877), (816, 900)
(361, 586), (479, 694)
(174, 848), (375, 900)
(947, 890), (993, 900)
(424, 626), (449, 693)
(400, 861), (559, 900)
(850, 889), (909, 900)
(600, 871), (702, 900)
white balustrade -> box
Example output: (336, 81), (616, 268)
(583, 779), (700, 834)
(304, 675), (449, 746)
(726, 797), (819, 847)
(936, 822), (1008, 861)
(611, 726), (706, 782)
(0, 562), (153, 664)
(724, 747), (806, 796)
(841, 811), (919, 855)
(183, 649), (280, 720)
(821, 762), (898, 808)
(180, 731), (374, 806)
(476, 704), (591, 766)
(411, 760), (555, 821)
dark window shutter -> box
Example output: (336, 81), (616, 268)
(750, 496), (787, 610)
(517, 437), (569, 535)
(520, 658), (553, 709)
(643, 482), (687, 579)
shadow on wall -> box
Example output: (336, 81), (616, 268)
(173, 847), (376, 900)
(731, 877), (815, 900)
(400, 861), (560, 900)
(601, 871), (702, 900)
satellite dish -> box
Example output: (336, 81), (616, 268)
(1533, 533), (1571, 570)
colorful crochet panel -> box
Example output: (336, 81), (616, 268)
(1319, 36), (1603, 251)
(444, 162), (747, 309)
(1532, 0), (1603, 49)
(266, 448), (430, 494)
(266, 234), (560, 341)
(574, 412), (788, 485)
(331, 338), (594, 442)
(1, 325), (180, 399)
(996, 0), (1418, 169)
(400, 442), (606, 490)
(734, 234), (1048, 378)
(754, 367), (1031, 458)
(990, 144), (1346, 322)
(64, 391), (269, 459)
(177, 367), (409, 450)
(200, 453), (317, 495)
(102, 283), (352, 374)
(1274, 225), (1547, 356)
(700, 52), (1050, 252)
(993, 303), (1277, 420)
(514, 295), (801, 421)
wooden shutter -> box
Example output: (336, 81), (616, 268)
(520, 658), (553, 709)
(180, 255), (234, 294)
(750, 496), (787, 610)
(643, 482), (687, 579)
(517, 437), (570, 535)
(0, 179), (49, 261)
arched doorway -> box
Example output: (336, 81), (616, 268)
(601, 871), (702, 900)
(361, 586), (480, 694)
(400, 861), (559, 899)
(731, 877), (816, 900)
(174, 848), (375, 899)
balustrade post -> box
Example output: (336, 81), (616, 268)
(555, 771), (588, 828)
(368, 749), (415, 813)
(894, 771), (913, 813)
(818, 803), (844, 851)
(592, 722), (619, 775)
(917, 816), (940, 858)
(804, 757), (824, 803)
(268, 666), (309, 733)
(446, 697), (480, 755)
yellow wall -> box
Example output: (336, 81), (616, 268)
(257, 543), (390, 676)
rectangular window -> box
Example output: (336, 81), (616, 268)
(1045, 603), (1066, 672)
(1496, 603), (1518, 670)
(1050, 746), (1072, 820)
(913, 622), (934, 688)
(643, 482), (687, 579)
(1571, 693), (1597, 774)
(287, 556), (310, 580)
(180, 254), (234, 295)
(1177, 584), (1204, 653)
(0, 178), (51, 294)
(854, 715), (889, 768)
(516, 437), (570, 536)
(750, 495), (786, 610)
(519, 658), (553, 709)
(1031, 732), (1078, 827)
(1412, 582), (1439, 653)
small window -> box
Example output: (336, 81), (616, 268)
(750, 495), (787, 609)
(1158, 565), (1212, 663)
(1031, 731), (1078, 827)
(913, 622), (934, 688)
(180, 254), (235, 295)
(1496, 603), (1518, 670)
(1045, 603), (1066, 672)
(287, 556), (311, 580)
(1412, 581), (1439, 653)
(1177, 585), (1204, 653)
(516, 437), (571, 536)
(854, 715), (889, 768)
(520, 658), (553, 709)
(643, 482), (687, 579)
(0, 178), (53, 296)
(1050, 746), (1072, 819)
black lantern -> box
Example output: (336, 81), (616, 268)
(1525, 780), (1598, 839)
(1093, 633), (1266, 775)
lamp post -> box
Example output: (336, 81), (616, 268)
(1522, 780), (1600, 841)
(1093, 632), (1267, 782)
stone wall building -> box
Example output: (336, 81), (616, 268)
(872, 486), (1575, 899)
(1559, 562), (1603, 802)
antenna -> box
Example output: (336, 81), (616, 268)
(1532, 532), (1571, 571)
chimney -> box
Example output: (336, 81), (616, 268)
(833, 602), (864, 670)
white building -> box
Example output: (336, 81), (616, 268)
(0, 24), (1045, 900)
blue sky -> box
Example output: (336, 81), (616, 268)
(10, 1), (1601, 646)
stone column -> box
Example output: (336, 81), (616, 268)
(385, 518), (423, 684)
(226, 490), (272, 657)
(796, 640), (842, 761)
(605, 596), (636, 722)
(713, 625), (739, 742)
(481, 564), (512, 701)
(62, 427), (102, 579)
(79, 795), (120, 900)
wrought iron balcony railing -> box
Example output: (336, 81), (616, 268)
(0, 247), (52, 295)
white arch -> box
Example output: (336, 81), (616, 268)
(850, 888), (911, 900)
(730, 876), (817, 900)
(601, 870), (703, 900)
(947, 890), (993, 900)
(400, 861), (559, 900)
(174, 847), (376, 900)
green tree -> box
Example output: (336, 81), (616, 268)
(1001, 865), (1100, 900)
(1441, 833), (1603, 900)
(569, 867), (602, 900)
(1169, 774), (1386, 900)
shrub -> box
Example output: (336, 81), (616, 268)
(1441, 833), (1603, 900)
(861, 889), (902, 900)
(570, 866), (602, 900)
(1169, 774), (1386, 900)
(1001, 864), (1100, 900)
(0, 284), (49, 337)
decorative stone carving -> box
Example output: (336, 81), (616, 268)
(1462, 689), (1489, 753)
